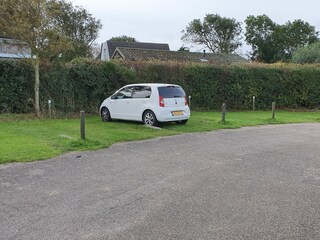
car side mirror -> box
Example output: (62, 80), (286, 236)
(111, 94), (117, 100)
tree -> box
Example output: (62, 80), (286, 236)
(109, 36), (136, 42)
(0, 0), (102, 116)
(282, 20), (318, 60)
(48, 0), (102, 61)
(181, 14), (242, 54)
(245, 15), (319, 63)
(291, 41), (320, 63)
(0, 0), (69, 116)
(245, 15), (280, 63)
(177, 45), (190, 52)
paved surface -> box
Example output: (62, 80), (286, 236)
(1, 124), (320, 240)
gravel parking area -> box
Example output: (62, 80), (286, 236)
(1, 124), (320, 240)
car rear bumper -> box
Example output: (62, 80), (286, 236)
(155, 107), (190, 122)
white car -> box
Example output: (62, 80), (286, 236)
(99, 83), (190, 126)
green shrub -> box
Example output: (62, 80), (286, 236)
(291, 42), (320, 64)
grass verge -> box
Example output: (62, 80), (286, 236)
(1, 111), (320, 164)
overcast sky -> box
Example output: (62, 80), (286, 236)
(70, 0), (320, 56)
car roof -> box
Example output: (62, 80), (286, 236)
(124, 83), (180, 88)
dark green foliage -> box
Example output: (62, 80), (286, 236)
(1, 59), (320, 114)
(0, 60), (34, 113)
(245, 15), (318, 63)
(41, 58), (137, 113)
(0, 59), (137, 114)
(125, 61), (320, 110)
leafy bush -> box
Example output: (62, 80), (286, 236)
(291, 42), (320, 64)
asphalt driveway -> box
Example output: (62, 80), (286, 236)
(1, 124), (320, 240)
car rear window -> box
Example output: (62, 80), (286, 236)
(158, 86), (185, 98)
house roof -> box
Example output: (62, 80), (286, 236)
(0, 36), (32, 59)
(106, 41), (170, 59)
(112, 47), (248, 64)
(0, 53), (31, 59)
(0, 35), (17, 40)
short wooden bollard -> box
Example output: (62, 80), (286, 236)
(188, 95), (192, 108)
(80, 110), (85, 140)
(48, 99), (52, 118)
(221, 103), (226, 123)
(272, 102), (276, 119)
(252, 96), (256, 111)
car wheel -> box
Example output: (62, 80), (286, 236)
(176, 119), (188, 125)
(101, 107), (112, 122)
(143, 110), (159, 126)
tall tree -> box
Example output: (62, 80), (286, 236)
(48, 0), (102, 61)
(0, 0), (102, 116)
(282, 20), (318, 59)
(0, 0), (69, 116)
(245, 15), (319, 63)
(245, 15), (280, 63)
(181, 14), (242, 54)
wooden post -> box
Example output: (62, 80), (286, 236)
(48, 99), (52, 119)
(252, 96), (256, 111)
(188, 95), (191, 108)
(221, 103), (226, 123)
(272, 102), (276, 119)
(80, 110), (85, 140)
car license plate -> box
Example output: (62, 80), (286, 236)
(172, 111), (183, 116)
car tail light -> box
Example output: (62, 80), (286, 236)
(159, 96), (165, 107)
(184, 96), (188, 106)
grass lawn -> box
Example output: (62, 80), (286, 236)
(1, 111), (320, 164)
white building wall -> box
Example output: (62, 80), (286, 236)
(100, 42), (110, 61)
(0, 37), (32, 58)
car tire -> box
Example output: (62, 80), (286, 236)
(176, 119), (188, 125)
(101, 107), (112, 122)
(143, 110), (159, 126)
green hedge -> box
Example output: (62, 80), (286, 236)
(0, 60), (34, 113)
(0, 59), (137, 113)
(40, 59), (136, 113)
(126, 61), (320, 110)
(1, 59), (320, 114)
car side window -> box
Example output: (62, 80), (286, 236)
(116, 87), (132, 99)
(131, 86), (152, 99)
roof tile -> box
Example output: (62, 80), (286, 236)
(112, 47), (247, 64)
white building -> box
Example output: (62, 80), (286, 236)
(0, 36), (32, 59)
(100, 40), (170, 61)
